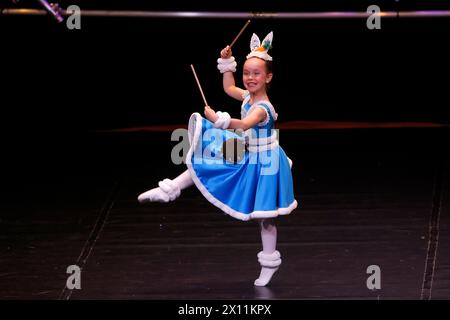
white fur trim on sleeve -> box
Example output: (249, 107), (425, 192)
(217, 56), (237, 73)
(213, 111), (231, 129)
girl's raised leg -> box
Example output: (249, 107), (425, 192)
(138, 170), (194, 203)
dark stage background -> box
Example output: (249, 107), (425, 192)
(1, 0), (449, 187)
(2, 0), (450, 132)
(1, 0), (450, 301)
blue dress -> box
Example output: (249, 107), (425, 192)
(186, 93), (297, 221)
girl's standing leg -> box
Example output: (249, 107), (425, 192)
(254, 218), (282, 286)
(138, 170), (194, 203)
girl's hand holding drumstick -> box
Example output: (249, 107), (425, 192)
(204, 105), (219, 123)
(220, 46), (232, 59)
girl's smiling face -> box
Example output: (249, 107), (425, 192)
(243, 58), (273, 95)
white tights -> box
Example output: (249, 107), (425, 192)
(254, 218), (280, 286)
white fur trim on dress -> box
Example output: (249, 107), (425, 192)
(247, 140), (278, 153)
(217, 56), (237, 73)
(257, 250), (282, 268)
(247, 131), (277, 146)
(186, 112), (298, 221)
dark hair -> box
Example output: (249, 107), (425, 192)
(264, 60), (273, 91)
(265, 60), (273, 74)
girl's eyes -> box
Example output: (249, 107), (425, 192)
(244, 72), (261, 76)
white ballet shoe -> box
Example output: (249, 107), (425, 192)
(137, 178), (181, 203)
(254, 250), (281, 287)
(138, 187), (170, 203)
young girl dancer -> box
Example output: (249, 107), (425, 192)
(138, 31), (297, 286)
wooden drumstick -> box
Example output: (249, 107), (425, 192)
(190, 64), (208, 106)
(229, 19), (251, 48)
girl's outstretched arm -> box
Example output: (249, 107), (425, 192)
(204, 105), (266, 131)
(228, 108), (266, 130)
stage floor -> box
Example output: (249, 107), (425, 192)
(1, 126), (449, 299)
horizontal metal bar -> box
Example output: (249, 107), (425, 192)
(1, 8), (47, 16)
(2, 9), (450, 19)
